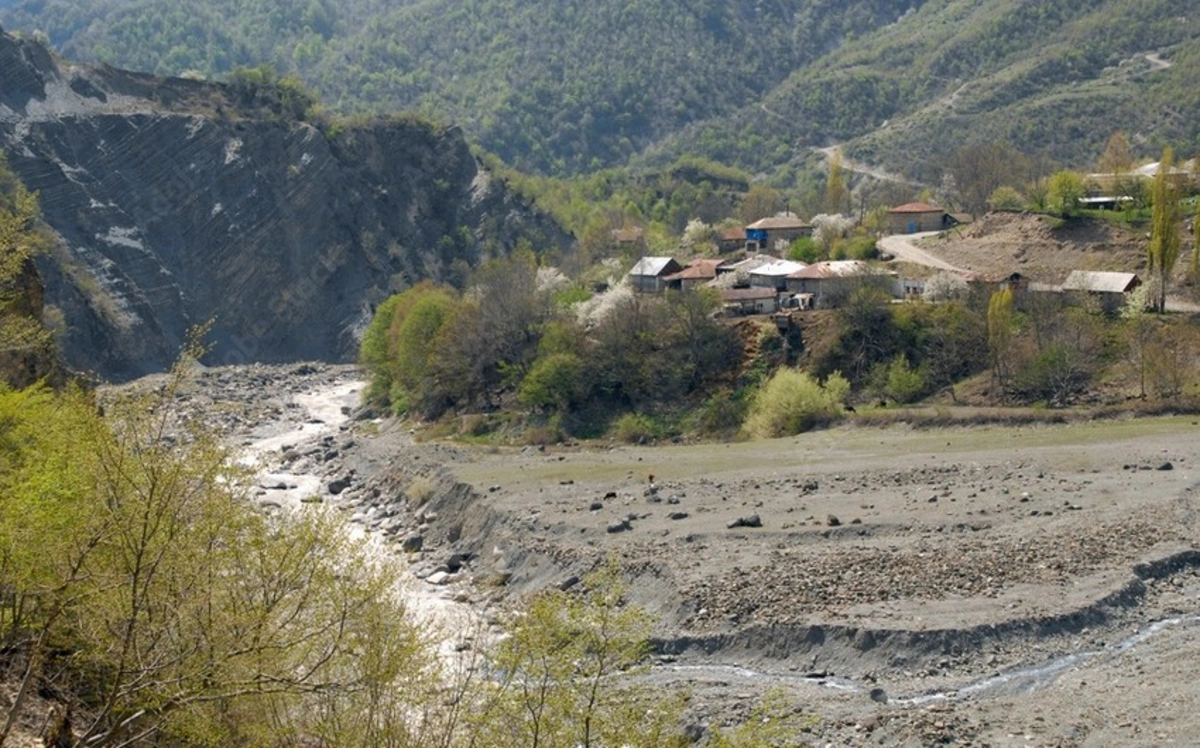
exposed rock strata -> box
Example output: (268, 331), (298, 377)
(0, 29), (568, 380)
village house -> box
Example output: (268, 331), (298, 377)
(888, 202), (953, 234)
(628, 256), (682, 293)
(784, 260), (885, 308)
(720, 287), (778, 316)
(748, 259), (807, 292)
(717, 226), (747, 253)
(663, 258), (730, 291)
(745, 214), (812, 254)
(1061, 270), (1141, 313)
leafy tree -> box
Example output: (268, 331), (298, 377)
(1147, 147), (1182, 313)
(519, 352), (585, 412)
(471, 559), (683, 748)
(0, 349), (435, 746)
(988, 185), (1025, 211)
(987, 289), (1015, 394)
(824, 151), (849, 214)
(1097, 130), (1133, 173)
(945, 141), (1030, 216)
(1047, 171), (1085, 217)
(737, 184), (783, 224)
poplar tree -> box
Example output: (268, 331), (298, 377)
(1147, 147), (1182, 313)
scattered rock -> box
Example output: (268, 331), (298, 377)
(869, 687), (888, 704)
(826, 514), (841, 527)
(1158, 461), (1174, 471)
(327, 477), (351, 495)
(668, 511), (690, 521)
(727, 514), (762, 529)
(400, 535), (424, 553)
(607, 519), (632, 534)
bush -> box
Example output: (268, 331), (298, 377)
(405, 474), (437, 506)
(869, 354), (926, 403)
(519, 352), (585, 411)
(612, 412), (659, 443)
(743, 369), (848, 438)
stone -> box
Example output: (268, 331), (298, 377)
(607, 519), (632, 534)
(727, 514), (762, 529)
(826, 514), (841, 527)
(668, 511), (690, 521)
(426, 571), (451, 585)
(558, 575), (581, 591)
(869, 687), (888, 704)
(327, 477), (351, 495)
(589, 501), (604, 511)
(1158, 461), (1174, 471)
(400, 534), (424, 553)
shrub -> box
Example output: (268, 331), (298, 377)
(612, 412), (658, 443)
(405, 474), (437, 506)
(519, 352), (585, 411)
(988, 185), (1025, 211)
(743, 369), (848, 438)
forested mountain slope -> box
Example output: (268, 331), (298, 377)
(3, 1), (1200, 182)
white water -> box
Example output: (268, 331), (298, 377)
(236, 377), (485, 658)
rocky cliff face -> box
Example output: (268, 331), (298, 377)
(0, 29), (569, 381)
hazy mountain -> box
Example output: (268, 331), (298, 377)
(3, 0), (1200, 180)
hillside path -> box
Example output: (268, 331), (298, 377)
(878, 231), (966, 273)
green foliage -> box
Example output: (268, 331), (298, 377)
(1147, 146), (1183, 312)
(988, 289), (1016, 391)
(611, 412), (661, 444)
(1047, 171), (1085, 217)
(870, 353), (927, 404)
(989, 185), (1026, 211)
(474, 559), (684, 748)
(743, 368), (848, 438)
(0, 158), (52, 365)
(358, 282), (457, 416)
(0, 358), (435, 746)
(788, 235), (821, 263)
(519, 352), (584, 412)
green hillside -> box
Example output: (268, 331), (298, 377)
(3, 0), (1200, 180)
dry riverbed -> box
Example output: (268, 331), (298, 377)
(162, 364), (1200, 746)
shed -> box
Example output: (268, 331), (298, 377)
(745, 214), (812, 254)
(1061, 271), (1140, 295)
(888, 202), (952, 234)
(720, 287), (778, 316)
(628, 256), (683, 293)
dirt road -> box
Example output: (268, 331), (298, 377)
(878, 231), (966, 272)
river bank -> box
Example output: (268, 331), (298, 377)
(155, 362), (1200, 745)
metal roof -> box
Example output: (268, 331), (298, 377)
(749, 260), (807, 277)
(1061, 270), (1140, 294)
(726, 253), (778, 272)
(628, 256), (679, 277)
(746, 215), (811, 230)
(787, 260), (870, 279)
